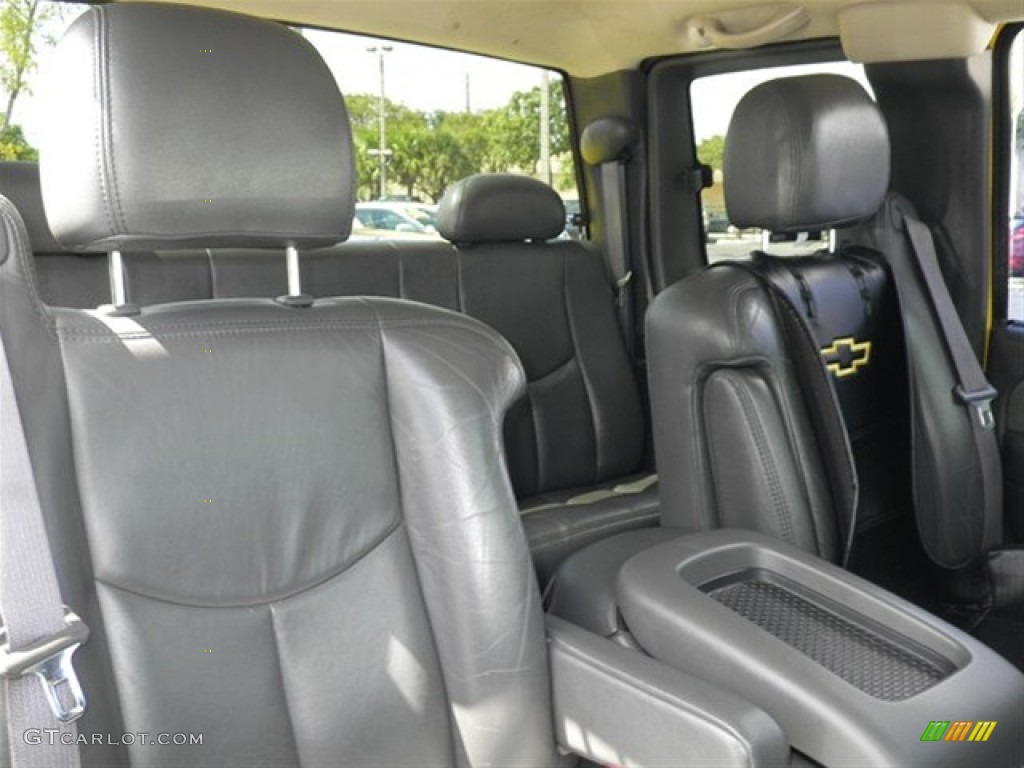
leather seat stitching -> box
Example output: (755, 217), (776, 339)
(93, 518), (404, 609)
(718, 372), (796, 546)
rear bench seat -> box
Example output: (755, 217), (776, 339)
(1, 163), (657, 582)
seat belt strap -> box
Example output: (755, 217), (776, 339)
(892, 212), (1002, 563)
(598, 161), (634, 358)
(902, 217), (997, 430)
(0, 324), (86, 768)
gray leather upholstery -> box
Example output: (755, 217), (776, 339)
(521, 474), (659, 582)
(39, 3), (354, 251)
(546, 615), (791, 767)
(0, 162), (63, 253)
(724, 75), (890, 233)
(303, 236), (657, 581)
(27, 183), (654, 579)
(7, 5), (562, 766)
(50, 297), (556, 768)
(437, 174), (565, 243)
(0, 162), (109, 309)
(648, 267), (840, 561)
(648, 76), (897, 563)
(437, 175), (654, 579)
(5, 165), (658, 579)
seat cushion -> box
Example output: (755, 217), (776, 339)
(521, 473), (660, 584)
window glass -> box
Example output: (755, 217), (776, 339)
(1008, 33), (1024, 322)
(1, 5), (580, 241)
(302, 30), (579, 240)
(0, 2), (89, 160)
(690, 61), (870, 263)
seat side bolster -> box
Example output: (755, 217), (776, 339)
(546, 615), (790, 768)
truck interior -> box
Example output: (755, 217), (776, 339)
(1, 0), (1024, 766)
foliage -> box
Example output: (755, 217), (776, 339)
(0, 0), (63, 127)
(483, 80), (570, 173)
(0, 123), (37, 160)
(696, 134), (726, 172)
(348, 79), (576, 202)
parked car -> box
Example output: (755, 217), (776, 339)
(1011, 215), (1024, 277)
(563, 198), (583, 239)
(354, 202), (439, 236)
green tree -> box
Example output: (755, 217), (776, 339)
(346, 93), (428, 199)
(343, 80), (574, 201)
(0, 0), (62, 127)
(482, 80), (569, 173)
(696, 134), (726, 172)
(0, 123), (36, 160)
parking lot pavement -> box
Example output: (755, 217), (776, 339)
(1010, 279), (1024, 322)
(706, 235), (762, 262)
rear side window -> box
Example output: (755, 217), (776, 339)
(303, 30), (580, 241)
(690, 61), (869, 263)
(1007, 32), (1024, 322)
(3, 5), (581, 241)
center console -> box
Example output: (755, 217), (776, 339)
(549, 529), (1024, 767)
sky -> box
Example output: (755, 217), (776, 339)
(9, 4), (550, 147)
(10, 4), (882, 163)
(691, 60), (871, 142)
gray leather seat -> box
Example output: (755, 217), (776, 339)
(1, 9), (803, 768)
(548, 75), (896, 629)
(1, 5), (558, 765)
(0, 162), (108, 309)
(648, 75), (892, 564)
(436, 174), (657, 580)
(0, 163), (658, 583)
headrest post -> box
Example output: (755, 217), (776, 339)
(101, 250), (139, 317)
(275, 246), (313, 308)
(109, 250), (126, 306)
(286, 246), (301, 296)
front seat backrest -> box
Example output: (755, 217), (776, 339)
(3, 5), (557, 766)
(647, 75), (890, 563)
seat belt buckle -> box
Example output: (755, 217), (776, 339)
(954, 384), (998, 431)
(614, 270), (633, 308)
(0, 608), (89, 723)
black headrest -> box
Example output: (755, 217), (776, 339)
(0, 162), (66, 253)
(724, 74), (890, 233)
(38, 3), (355, 252)
(437, 174), (564, 243)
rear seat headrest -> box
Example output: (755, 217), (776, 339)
(38, 3), (355, 252)
(0, 162), (66, 253)
(724, 74), (890, 234)
(437, 174), (564, 244)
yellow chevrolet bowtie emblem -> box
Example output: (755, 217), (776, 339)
(820, 337), (872, 378)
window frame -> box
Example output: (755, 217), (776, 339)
(993, 24), (1024, 325)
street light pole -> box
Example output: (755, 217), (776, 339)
(367, 45), (393, 199)
(539, 70), (552, 186)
